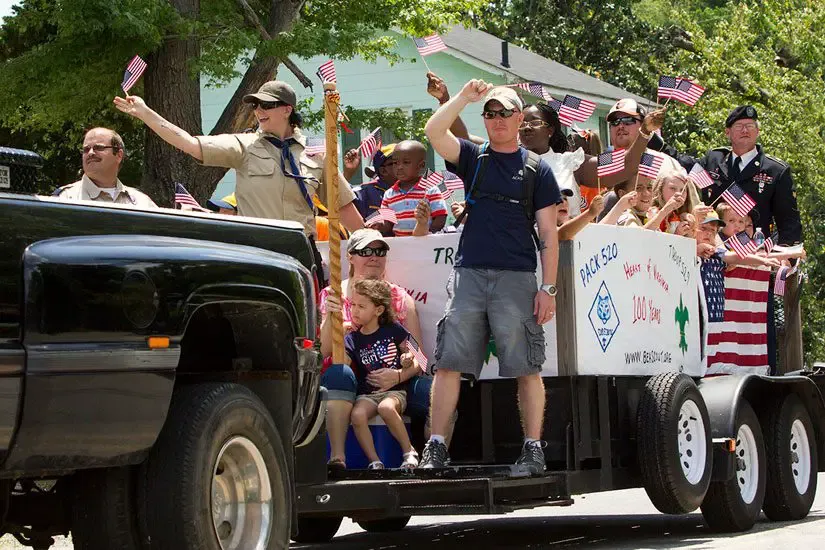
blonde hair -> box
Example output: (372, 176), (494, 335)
(715, 202), (732, 220)
(351, 279), (395, 326)
(652, 173), (696, 217)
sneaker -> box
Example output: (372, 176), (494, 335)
(401, 450), (419, 470)
(515, 440), (546, 475)
(419, 440), (450, 469)
(367, 460), (385, 470)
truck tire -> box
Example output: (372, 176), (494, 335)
(637, 372), (712, 514)
(762, 394), (818, 521)
(700, 401), (766, 532)
(71, 467), (141, 550)
(292, 516), (344, 543)
(357, 515), (412, 533)
(138, 383), (291, 550)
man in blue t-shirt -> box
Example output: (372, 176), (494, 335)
(420, 82), (562, 474)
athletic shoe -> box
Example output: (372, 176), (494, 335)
(419, 440), (450, 469)
(515, 440), (546, 475)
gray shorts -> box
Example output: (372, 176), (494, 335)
(434, 268), (546, 379)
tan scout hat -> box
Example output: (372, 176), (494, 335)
(243, 81), (297, 106)
(483, 87), (524, 111)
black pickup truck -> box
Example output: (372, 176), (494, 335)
(0, 191), (323, 549)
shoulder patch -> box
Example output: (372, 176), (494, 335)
(763, 153), (789, 168)
(51, 183), (74, 196)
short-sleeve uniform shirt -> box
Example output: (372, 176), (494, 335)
(53, 175), (158, 209)
(196, 128), (355, 237)
(452, 139), (562, 271)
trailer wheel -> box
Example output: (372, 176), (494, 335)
(637, 372), (712, 514)
(701, 401), (766, 531)
(293, 516), (344, 543)
(762, 394), (818, 521)
(357, 515), (412, 533)
(138, 383), (291, 550)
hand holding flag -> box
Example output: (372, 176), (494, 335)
(174, 183), (209, 212)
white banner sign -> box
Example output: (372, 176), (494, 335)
(319, 225), (702, 379)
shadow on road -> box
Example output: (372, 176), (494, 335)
(291, 511), (825, 550)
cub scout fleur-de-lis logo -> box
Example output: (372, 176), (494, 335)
(674, 295), (689, 354)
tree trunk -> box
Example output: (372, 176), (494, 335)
(140, 0), (307, 205)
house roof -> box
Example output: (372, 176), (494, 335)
(442, 26), (651, 108)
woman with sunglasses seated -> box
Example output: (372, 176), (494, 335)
(319, 228), (432, 469)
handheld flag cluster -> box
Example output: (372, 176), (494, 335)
(657, 76), (705, 106)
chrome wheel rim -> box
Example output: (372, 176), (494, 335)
(677, 399), (707, 485)
(211, 436), (272, 550)
(790, 419), (812, 494)
(735, 424), (759, 504)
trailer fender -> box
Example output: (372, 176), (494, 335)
(697, 374), (825, 474)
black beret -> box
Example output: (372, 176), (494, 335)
(725, 105), (758, 128)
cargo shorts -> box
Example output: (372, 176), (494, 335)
(434, 268), (546, 379)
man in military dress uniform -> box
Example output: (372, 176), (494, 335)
(681, 105), (801, 245)
(53, 127), (157, 208)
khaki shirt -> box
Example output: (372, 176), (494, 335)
(196, 128), (356, 237)
(53, 175), (158, 208)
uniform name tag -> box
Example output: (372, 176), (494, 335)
(0, 165), (10, 189)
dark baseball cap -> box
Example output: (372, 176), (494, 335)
(725, 105), (758, 128)
(243, 81), (297, 106)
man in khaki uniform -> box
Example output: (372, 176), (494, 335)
(53, 127), (157, 208)
(113, 81), (363, 238)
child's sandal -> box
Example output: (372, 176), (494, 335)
(327, 457), (347, 471)
(368, 460), (385, 470)
(401, 450), (419, 470)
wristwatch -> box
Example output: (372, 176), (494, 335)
(540, 284), (558, 297)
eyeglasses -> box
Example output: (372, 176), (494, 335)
(731, 122), (757, 131)
(253, 100), (286, 110)
(482, 108), (517, 120)
(519, 120), (550, 130)
(352, 247), (388, 257)
(81, 144), (117, 155)
(609, 116), (641, 127)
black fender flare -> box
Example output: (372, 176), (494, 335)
(697, 374), (825, 473)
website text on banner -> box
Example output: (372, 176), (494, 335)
(319, 225), (702, 378)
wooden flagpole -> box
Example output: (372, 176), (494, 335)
(324, 82), (345, 365)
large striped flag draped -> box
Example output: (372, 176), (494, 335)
(637, 152), (664, 179)
(316, 60), (337, 84)
(414, 35), (447, 56)
(706, 266), (771, 375)
(174, 183), (209, 212)
(559, 95), (596, 123)
(721, 183), (757, 217)
(121, 55), (147, 93)
(596, 149), (627, 177)
(657, 76), (705, 106)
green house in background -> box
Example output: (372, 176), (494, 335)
(202, 26), (649, 201)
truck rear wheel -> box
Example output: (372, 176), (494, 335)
(357, 515), (411, 533)
(138, 383), (291, 549)
(762, 394), (818, 521)
(637, 372), (712, 514)
(700, 401), (766, 532)
(292, 516), (344, 543)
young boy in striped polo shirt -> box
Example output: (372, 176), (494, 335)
(380, 140), (447, 237)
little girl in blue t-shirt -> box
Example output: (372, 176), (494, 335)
(345, 279), (421, 470)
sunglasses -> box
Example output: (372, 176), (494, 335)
(482, 108), (517, 120)
(352, 247), (388, 257)
(82, 144), (118, 155)
(253, 100), (286, 110)
(609, 116), (641, 127)
(519, 120), (550, 130)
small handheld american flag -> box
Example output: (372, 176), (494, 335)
(726, 231), (759, 259)
(359, 127), (382, 159)
(364, 208), (398, 226)
(414, 34), (447, 56)
(420, 171), (444, 190)
(596, 149), (627, 177)
(174, 183), (209, 212)
(774, 265), (790, 297)
(545, 97), (573, 126)
(304, 137), (326, 156)
(559, 94), (596, 123)
(721, 183), (757, 217)
(657, 76), (705, 106)
(439, 171), (463, 199)
(316, 60), (337, 84)
(637, 152), (664, 179)
(405, 337), (428, 372)
(688, 163), (714, 189)
(121, 55), (147, 94)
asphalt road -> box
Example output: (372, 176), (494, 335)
(4, 475), (823, 549)
(291, 473), (825, 550)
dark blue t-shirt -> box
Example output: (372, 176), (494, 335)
(453, 139), (561, 271)
(345, 321), (410, 395)
(353, 178), (392, 219)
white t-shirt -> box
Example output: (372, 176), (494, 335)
(540, 148), (586, 216)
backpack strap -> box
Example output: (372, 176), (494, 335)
(453, 142), (489, 227)
(523, 150), (541, 250)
